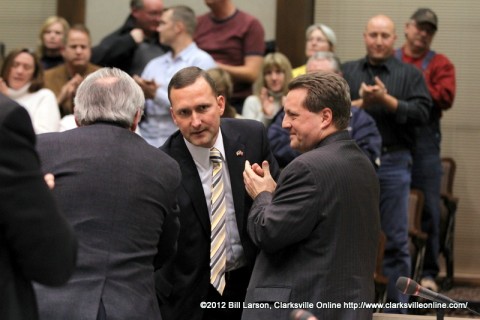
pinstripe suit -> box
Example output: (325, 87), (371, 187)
(242, 130), (380, 320)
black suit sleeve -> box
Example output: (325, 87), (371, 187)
(154, 159), (181, 269)
(91, 33), (137, 68)
(0, 105), (77, 286)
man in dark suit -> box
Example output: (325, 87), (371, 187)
(157, 66), (279, 320)
(0, 93), (77, 320)
(33, 68), (181, 320)
(242, 72), (380, 319)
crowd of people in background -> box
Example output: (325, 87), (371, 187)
(0, 0), (456, 319)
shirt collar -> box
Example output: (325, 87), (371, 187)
(184, 128), (226, 170)
(361, 55), (396, 72)
(166, 42), (198, 63)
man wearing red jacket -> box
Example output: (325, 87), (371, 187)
(396, 8), (456, 292)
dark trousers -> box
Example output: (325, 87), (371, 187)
(379, 150), (412, 313)
(411, 124), (442, 279)
(202, 267), (251, 320)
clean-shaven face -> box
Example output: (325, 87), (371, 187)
(63, 30), (91, 69)
(282, 88), (325, 153)
(364, 15), (397, 65)
(170, 77), (225, 148)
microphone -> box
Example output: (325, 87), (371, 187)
(396, 277), (480, 316)
(396, 277), (456, 304)
(290, 309), (317, 320)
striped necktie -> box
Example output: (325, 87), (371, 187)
(209, 147), (227, 295)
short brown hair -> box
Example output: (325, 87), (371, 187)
(288, 71), (351, 130)
(168, 66), (218, 102)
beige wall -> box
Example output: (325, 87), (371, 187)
(314, 0), (480, 279)
(0, 0), (56, 54)
(86, 0), (276, 46)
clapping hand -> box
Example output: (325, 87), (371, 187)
(243, 160), (277, 199)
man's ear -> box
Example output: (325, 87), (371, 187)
(130, 109), (142, 132)
(131, 7), (141, 20)
(217, 95), (225, 117)
(320, 107), (333, 129)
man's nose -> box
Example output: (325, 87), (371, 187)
(191, 112), (202, 127)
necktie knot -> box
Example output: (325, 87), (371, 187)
(210, 148), (222, 164)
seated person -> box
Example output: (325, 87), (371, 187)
(242, 52), (292, 127)
(37, 16), (70, 70)
(44, 25), (100, 116)
(0, 49), (60, 133)
(206, 67), (242, 119)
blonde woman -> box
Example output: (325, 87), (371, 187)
(242, 52), (292, 126)
(37, 16), (70, 70)
(206, 67), (242, 119)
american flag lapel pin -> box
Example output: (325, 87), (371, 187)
(236, 150), (244, 157)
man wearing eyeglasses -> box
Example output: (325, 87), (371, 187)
(92, 0), (168, 76)
(396, 8), (456, 293)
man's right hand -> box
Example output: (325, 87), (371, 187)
(130, 28), (145, 44)
(133, 75), (159, 100)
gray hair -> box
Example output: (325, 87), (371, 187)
(306, 51), (341, 73)
(169, 5), (196, 36)
(305, 23), (337, 49)
(74, 68), (145, 128)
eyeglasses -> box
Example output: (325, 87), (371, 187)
(307, 37), (328, 43)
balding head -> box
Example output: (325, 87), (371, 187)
(363, 14), (397, 65)
(365, 15), (396, 33)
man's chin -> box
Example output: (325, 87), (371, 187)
(188, 133), (211, 148)
(290, 141), (300, 152)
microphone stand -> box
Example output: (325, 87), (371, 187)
(436, 307), (444, 320)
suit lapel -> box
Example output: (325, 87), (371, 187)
(221, 123), (246, 233)
(170, 135), (211, 237)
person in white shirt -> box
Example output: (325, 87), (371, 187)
(0, 49), (60, 133)
(134, 5), (216, 147)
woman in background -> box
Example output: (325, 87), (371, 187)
(242, 52), (292, 127)
(292, 23), (336, 78)
(37, 16), (70, 70)
(207, 67), (242, 119)
(0, 49), (60, 133)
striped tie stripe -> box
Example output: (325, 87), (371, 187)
(209, 147), (226, 294)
